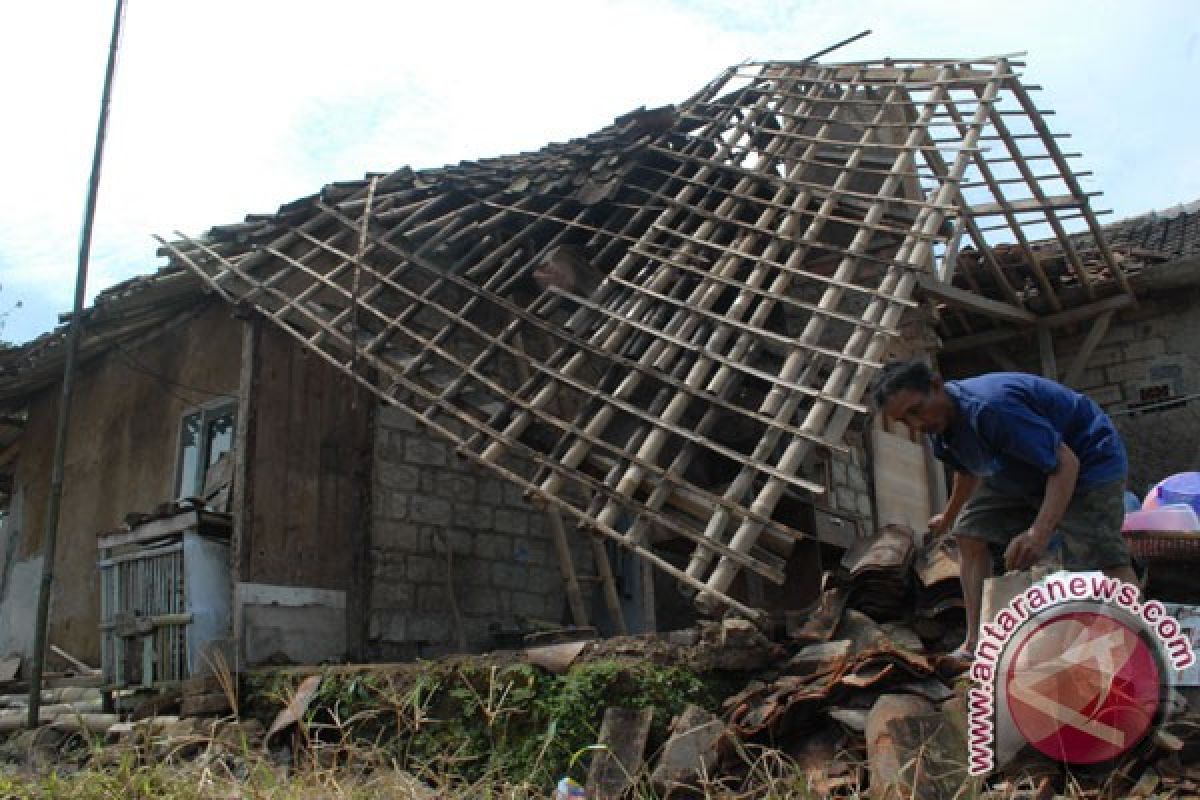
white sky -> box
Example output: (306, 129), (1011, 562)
(1, 0), (1197, 344)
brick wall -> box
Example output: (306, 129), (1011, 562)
(368, 405), (593, 659)
(943, 285), (1200, 494)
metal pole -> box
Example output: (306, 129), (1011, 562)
(28, 0), (127, 728)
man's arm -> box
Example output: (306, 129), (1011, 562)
(930, 470), (982, 537)
(1005, 442), (1080, 570)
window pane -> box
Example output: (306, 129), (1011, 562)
(176, 413), (201, 498)
(206, 411), (234, 468)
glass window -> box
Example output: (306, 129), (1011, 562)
(175, 404), (235, 499)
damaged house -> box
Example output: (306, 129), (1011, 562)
(0, 56), (1139, 683)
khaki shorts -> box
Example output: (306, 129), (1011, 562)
(954, 479), (1130, 570)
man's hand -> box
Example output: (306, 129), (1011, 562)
(929, 512), (953, 538)
(1005, 527), (1050, 571)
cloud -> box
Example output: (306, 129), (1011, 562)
(0, 0), (1196, 344)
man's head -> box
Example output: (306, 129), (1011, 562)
(872, 360), (956, 434)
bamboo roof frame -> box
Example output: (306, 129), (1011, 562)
(159, 56), (1134, 619)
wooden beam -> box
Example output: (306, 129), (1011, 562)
(0, 439), (20, 469)
(230, 317), (259, 656)
(941, 294), (1134, 354)
(1063, 310), (1114, 388)
(984, 346), (1020, 372)
(967, 194), (1082, 217)
(915, 272), (1037, 325)
(1038, 327), (1057, 380)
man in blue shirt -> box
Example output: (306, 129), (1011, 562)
(873, 361), (1136, 658)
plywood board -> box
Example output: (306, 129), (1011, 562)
(871, 428), (933, 539)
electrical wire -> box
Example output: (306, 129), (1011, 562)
(111, 340), (235, 404)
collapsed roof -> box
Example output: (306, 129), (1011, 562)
(138, 56), (1129, 618)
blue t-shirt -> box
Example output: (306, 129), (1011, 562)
(931, 373), (1127, 496)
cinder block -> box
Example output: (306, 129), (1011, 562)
(523, 566), (563, 596)
(492, 562), (530, 590)
(836, 487), (857, 511)
(462, 589), (508, 615)
(378, 404), (421, 432)
(1124, 338), (1167, 362)
(494, 509), (528, 535)
(1105, 361), (1150, 385)
(404, 437), (447, 467)
(376, 462), (420, 491)
(416, 584), (449, 611)
(371, 552), (407, 582)
(474, 533), (512, 561)
(376, 522), (420, 551)
(478, 478), (504, 504)
(503, 482), (528, 507)
(435, 472), (477, 501)
(847, 467), (868, 492)
(512, 590), (552, 618)
(407, 613), (451, 642)
(372, 492), (407, 521)
(455, 557), (494, 586)
(1087, 384), (1124, 408)
(368, 610), (405, 641)
(1083, 346), (1124, 369)
(454, 504), (493, 530)
(407, 555), (443, 583)
(410, 496), (452, 526)
(370, 580), (414, 610)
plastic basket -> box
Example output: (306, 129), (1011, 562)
(1123, 530), (1200, 563)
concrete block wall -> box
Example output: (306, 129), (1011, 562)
(947, 286), (1200, 493)
(368, 404), (593, 660)
(828, 441), (876, 530)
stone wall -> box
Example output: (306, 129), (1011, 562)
(942, 283), (1200, 494)
(368, 405), (593, 659)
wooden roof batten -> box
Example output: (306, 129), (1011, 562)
(157, 56), (1122, 618)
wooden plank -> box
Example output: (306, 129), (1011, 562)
(340, 368), (371, 661)
(914, 273), (1037, 325)
(1038, 326), (1057, 380)
(1063, 310), (1114, 388)
(587, 707), (655, 799)
(967, 194), (1081, 216)
(871, 428), (933, 538)
(96, 511), (201, 549)
(247, 326), (291, 585)
(941, 294), (1134, 353)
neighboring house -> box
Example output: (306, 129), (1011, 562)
(0, 55), (1126, 680)
(935, 200), (1200, 493)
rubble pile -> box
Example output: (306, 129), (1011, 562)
(7, 529), (1200, 797)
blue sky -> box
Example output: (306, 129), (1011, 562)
(1, 0), (1197, 344)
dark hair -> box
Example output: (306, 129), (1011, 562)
(871, 360), (935, 408)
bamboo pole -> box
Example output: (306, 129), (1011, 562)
(527, 67), (841, 506)
(159, 234), (769, 616)
(591, 66), (895, 534)
(678, 69), (947, 583)
(1006, 79), (1133, 299)
(937, 95), (1060, 310)
(700, 60), (1010, 604)
(980, 100), (1093, 299)
(476, 70), (803, 470)
(29, 0), (125, 729)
